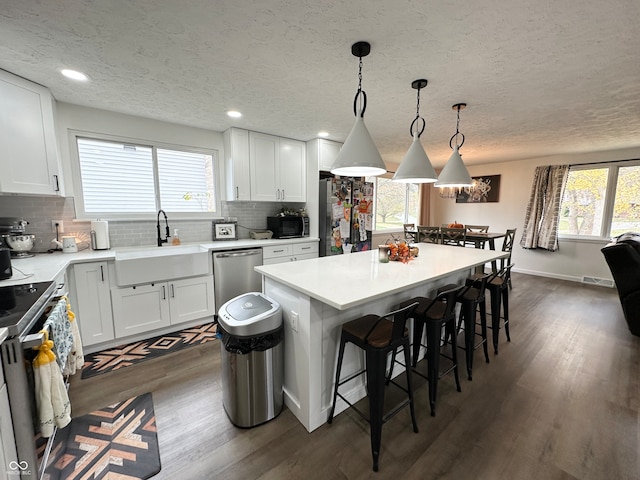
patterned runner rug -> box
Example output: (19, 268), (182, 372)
(81, 322), (218, 379)
(43, 393), (160, 480)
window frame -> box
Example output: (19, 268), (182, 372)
(367, 174), (421, 234)
(559, 159), (640, 242)
(69, 130), (221, 220)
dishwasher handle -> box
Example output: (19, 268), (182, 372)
(215, 249), (262, 259)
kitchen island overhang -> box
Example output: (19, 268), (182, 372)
(255, 244), (509, 432)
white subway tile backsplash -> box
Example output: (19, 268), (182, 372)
(0, 196), (306, 251)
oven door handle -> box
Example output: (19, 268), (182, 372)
(22, 331), (46, 349)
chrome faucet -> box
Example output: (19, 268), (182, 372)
(157, 209), (170, 246)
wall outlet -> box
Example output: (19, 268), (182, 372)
(51, 220), (64, 233)
(290, 311), (299, 332)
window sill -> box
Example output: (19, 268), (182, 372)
(558, 235), (612, 245)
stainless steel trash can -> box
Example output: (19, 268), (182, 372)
(217, 292), (283, 428)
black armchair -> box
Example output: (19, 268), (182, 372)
(601, 233), (640, 336)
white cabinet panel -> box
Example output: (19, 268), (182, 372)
(279, 137), (306, 202)
(111, 275), (215, 337)
(111, 283), (171, 338)
(262, 241), (318, 264)
(249, 131), (279, 201)
(223, 128), (251, 201)
(249, 131), (306, 202)
(72, 262), (115, 346)
(169, 276), (215, 325)
(0, 69), (61, 195)
(307, 138), (342, 172)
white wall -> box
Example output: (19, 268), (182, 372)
(55, 102), (224, 197)
(430, 146), (640, 283)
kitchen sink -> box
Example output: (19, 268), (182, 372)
(114, 245), (211, 286)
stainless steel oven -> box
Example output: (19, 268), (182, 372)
(1, 279), (66, 480)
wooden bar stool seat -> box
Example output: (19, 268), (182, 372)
(327, 302), (419, 472)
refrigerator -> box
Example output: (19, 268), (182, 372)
(319, 178), (374, 256)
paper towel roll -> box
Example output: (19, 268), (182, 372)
(90, 220), (110, 250)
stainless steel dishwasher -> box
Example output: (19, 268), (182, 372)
(213, 248), (263, 309)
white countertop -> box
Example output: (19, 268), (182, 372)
(256, 243), (509, 310)
(0, 237), (318, 286)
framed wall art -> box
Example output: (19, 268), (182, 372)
(456, 175), (501, 203)
(212, 220), (238, 240)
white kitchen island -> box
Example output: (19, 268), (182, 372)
(255, 243), (509, 432)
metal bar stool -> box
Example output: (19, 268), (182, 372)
(486, 262), (515, 353)
(400, 284), (463, 416)
(438, 273), (492, 380)
(327, 302), (419, 472)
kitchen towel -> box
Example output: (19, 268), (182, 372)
(90, 220), (110, 250)
(33, 331), (72, 437)
(43, 298), (73, 371)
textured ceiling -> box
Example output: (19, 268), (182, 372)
(1, 0), (640, 169)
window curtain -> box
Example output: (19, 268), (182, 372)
(419, 184), (431, 225)
(520, 165), (568, 251)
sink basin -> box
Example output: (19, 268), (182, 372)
(114, 245), (211, 286)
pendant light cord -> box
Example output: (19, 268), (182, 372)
(410, 85), (426, 138)
(353, 54), (368, 118)
(449, 104), (466, 149)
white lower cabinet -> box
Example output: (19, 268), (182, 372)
(263, 241), (319, 265)
(111, 275), (215, 338)
(72, 262), (115, 346)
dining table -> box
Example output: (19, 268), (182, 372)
(410, 228), (506, 272)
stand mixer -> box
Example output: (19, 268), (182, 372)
(0, 217), (36, 257)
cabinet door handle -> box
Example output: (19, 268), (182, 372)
(162, 285), (166, 300)
(100, 265), (104, 282)
(53, 175), (60, 192)
(301, 246), (311, 250)
(276, 189), (280, 200)
(282, 189), (285, 200)
(171, 284), (175, 298)
(236, 186), (239, 199)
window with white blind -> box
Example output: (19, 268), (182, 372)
(74, 136), (219, 217)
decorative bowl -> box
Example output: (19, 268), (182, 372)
(4, 233), (36, 252)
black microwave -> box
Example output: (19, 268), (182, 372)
(267, 216), (310, 239)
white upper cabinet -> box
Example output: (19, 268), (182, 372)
(307, 138), (343, 172)
(0, 69), (62, 196)
(223, 128), (251, 201)
(249, 131), (306, 202)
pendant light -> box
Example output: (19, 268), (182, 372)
(435, 103), (473, 188)
(393, 79), (437, 183)
(330, 41), (387, 177)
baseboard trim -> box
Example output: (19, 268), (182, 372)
(513, 267), (614, 288)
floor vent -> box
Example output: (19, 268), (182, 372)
(582, 276), (615, 288)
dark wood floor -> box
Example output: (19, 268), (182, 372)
(69, 273), (640, 479)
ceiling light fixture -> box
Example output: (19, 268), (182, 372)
(60, 69), (89, 81)
(330, 41), (386, 177)
(435, 103), (473, 189)
(318, 131), (330, 138)
(227, 110), (242, 118)
(393, 79), (437, 183)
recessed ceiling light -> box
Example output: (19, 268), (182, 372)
(61, 69), (89, 81)
(227, 110), (242, 118)
(318, 131), (330, 137)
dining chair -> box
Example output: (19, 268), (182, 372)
(327, 302), (419, 472)
(440, 227), (467, 247)
(501, 229), (517, 289)
(403, 223), (417, 243)
(417, 226), (440, 244)
(465, 224), (489, 248)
